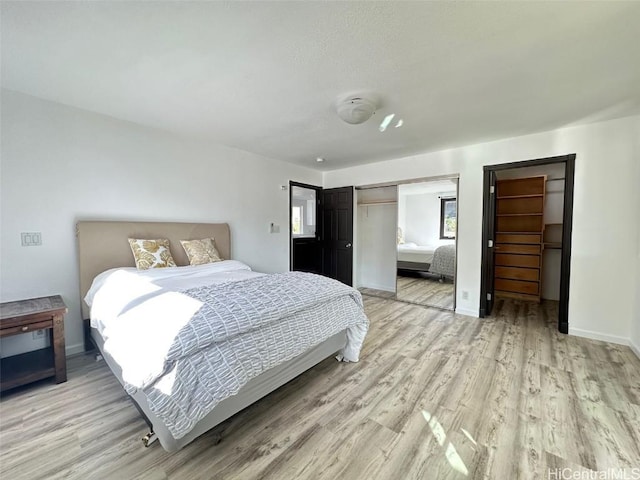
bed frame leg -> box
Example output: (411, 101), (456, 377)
(142, 431), (157, 448)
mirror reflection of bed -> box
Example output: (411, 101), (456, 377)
(396, 180), (457, 310)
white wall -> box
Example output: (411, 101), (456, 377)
(632, 222), (640, 358)
(357, 204), (397, 291)
(401, 190), (456, 246)
(325, 114), (640, 343)
(355, 187), (397, 292)
(631, 120), (640, 359)
(0, 90), (321, 357)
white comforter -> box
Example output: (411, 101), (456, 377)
(85, 261), (369, 439)
(86, 260), (262, 336)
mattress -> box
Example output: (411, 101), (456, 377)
(397, 243), (436, 264)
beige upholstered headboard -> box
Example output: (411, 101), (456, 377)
(77, 221), (230, 319)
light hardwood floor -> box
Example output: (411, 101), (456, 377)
(359, 275), (455, 310)
(1, 297), (639, 479)
(396, 275), (455, 310)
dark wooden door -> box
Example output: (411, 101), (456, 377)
(481, 170), (497, 316)
(322, 186), (354, 286)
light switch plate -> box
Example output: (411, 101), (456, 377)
(21, 232), (42, 246)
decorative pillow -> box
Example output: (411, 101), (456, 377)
(397, 227), (405, 245)
(180, 237), (223, 266)
(128, 238), (177, 270)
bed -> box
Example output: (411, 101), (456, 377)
(396, 243), (436, 272)
(77, 221), (368, 452)
(428, 244), (456, 279)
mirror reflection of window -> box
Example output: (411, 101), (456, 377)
(292, 206), (302, 234)
(440, 197), (457, 239)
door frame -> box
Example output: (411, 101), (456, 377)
(479, 153), (576, 334)
(289, 181), (323, 271)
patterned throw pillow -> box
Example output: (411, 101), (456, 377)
(128, 238), (177, 270)
(180, 237), (223, 266)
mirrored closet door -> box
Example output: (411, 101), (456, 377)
(396, 179), (458, 310)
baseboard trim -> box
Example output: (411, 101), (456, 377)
(357, 283), (396, 293)
(455, 307), (479, 318)
(66, 342), (85, 357)
(629, 339), (640, 360)
(568, 327), (628, 346)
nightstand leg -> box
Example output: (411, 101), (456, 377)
(52, 313), (67, 383)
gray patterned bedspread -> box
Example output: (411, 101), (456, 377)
(428, 244), (456, 278)
(111, 271), (368, 439)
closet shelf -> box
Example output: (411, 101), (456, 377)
(357, 200), (397, 206)
(544, 242), (562, 249)
(495, 176), (545, 303)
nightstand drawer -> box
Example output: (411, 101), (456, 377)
(0, 319), (52, 337)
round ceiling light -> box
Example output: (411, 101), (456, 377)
(336, 96), (378, 125)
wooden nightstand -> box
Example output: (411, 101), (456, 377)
(0, 295), (67, 393)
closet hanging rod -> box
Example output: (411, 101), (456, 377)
(357, 200), (398, 206)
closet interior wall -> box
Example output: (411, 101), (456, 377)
(355, 186), (398, 293)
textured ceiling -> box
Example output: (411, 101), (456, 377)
(400, 180), (458, 196)
(2, 2), (640, 171)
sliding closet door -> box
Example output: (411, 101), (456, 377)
(396, 179), (457, 310)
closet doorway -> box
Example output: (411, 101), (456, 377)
(480, 154), (575, 333)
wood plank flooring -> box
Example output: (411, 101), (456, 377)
(1, 297), (639, 479)
(396, 275), (455, 310)
(360, 275), (455, 310)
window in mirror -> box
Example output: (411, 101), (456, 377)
(440, 197), (457, 239)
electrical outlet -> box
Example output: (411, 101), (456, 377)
(32, 329), (45, 340)
(461, 290), (469, 300)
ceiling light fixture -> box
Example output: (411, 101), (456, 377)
(316, 157), (325, 163)
(336, 95), (378, 125)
